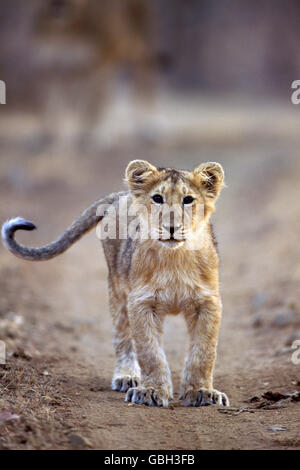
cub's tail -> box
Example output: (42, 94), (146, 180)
(1, 194), (115, 261)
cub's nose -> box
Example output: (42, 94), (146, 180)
(163, 225), (182, 236)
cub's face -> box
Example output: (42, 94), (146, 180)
(125, 160), (224, 248)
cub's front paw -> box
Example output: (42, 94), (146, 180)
(182, 388), (229, 407)
(125, 386), (169, 407)
(112, 375), (140, 392)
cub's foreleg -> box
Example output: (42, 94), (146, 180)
(125, 293), (172, 407)
(180, 296), (229, 406)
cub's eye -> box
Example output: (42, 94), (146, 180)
(152, 194), (164, 204)
(182, 195), (194, 205)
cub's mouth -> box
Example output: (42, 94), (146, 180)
(158, 236), (185, 246)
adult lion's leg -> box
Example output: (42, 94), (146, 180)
(125, 294), (173, 407)
(109, 283), (140, 392)
(180, 296), (229, 406)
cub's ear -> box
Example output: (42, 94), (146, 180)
(192, 162), (224, 199)
(125, 160), (158, 195)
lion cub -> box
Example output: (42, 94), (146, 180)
(2, 160), (229, 407)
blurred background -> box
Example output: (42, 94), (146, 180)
(1, 0), (300, 148)
(0, 0), (300, 450)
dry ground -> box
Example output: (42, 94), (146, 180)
(0, 98), (300, 449)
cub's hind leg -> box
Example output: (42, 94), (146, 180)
(109, 282), (140, 392)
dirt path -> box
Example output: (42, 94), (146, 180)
(1, 110), (300, 449)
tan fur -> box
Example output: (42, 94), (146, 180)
(2, 159), (229, 407)
(103, 160), (229, 407)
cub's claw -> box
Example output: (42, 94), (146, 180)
(182, 388), (229, 407)
(125, 386), (169, 407)
(112, 376), (140, 392)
